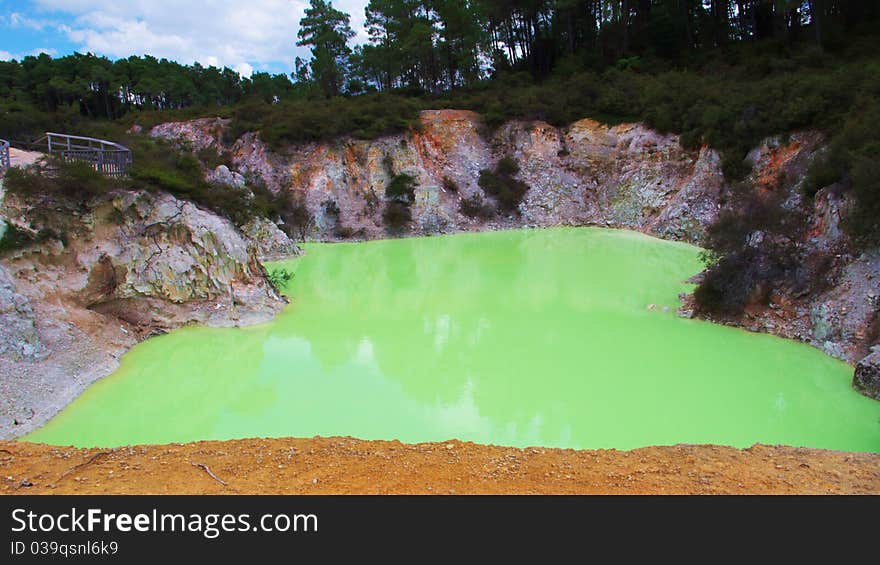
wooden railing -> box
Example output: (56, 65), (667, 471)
(0, 139), (9, 173)
(45, 132), (132, 178)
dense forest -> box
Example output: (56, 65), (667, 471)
(3, 2), (878, 120)
(1, 0), (879, 313)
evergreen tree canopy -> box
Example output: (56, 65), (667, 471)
(297, 0), (357, 98)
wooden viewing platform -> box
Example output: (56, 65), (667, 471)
(44, 132), (133, 178)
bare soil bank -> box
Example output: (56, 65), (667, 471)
(1, 437), (877, 495)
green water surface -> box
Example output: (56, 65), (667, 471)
(26, 228), (880, 451)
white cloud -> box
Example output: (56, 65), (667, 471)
(9, 12), (53, 31)
(234, 62), (254, 78)
(0, 48), (54, 61)
(30, 47), (58, 56)
(30, 0), (369, 75)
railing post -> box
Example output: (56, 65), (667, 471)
(41, 132), (131, 177)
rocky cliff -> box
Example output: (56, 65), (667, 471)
(151, 110), (878, 385)
(854, 347), (880, 400)
(0, 181), (288, 439)
(152, 112), (725, 243)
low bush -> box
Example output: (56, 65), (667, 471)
(385, 173), (417, 205)
(845, 155), (880, 246)
(267, 268), (293, 292)
(128, 138), (288, 226)
(333, 224), (358, 239)
(694, 249), (769, 315)
(4, 158), (112, 201)
(459, 193), (494, 220)
(477, 156), (529, 215)
(322, 199), (340, 217)
(441, 176), (459, 193)
(694, 184), (807, 316)
(381, 158), (417, 232)
(196, 146), (233, 170)
(279, 194), (315, 241)
(0, 224), (35, 254)
(225, 92), (423, 148)
(382, 201), (412, 232)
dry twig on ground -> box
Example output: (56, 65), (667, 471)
(190, 462), (228, 486)
(56, 451), (112, 482)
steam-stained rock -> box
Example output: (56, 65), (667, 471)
(0, 265), (43, 362)
(809, 251), (880, 364)
(241, 217), (303, 261)
(91, 192), (283, 320)
(854, 348), (880, 400)
(149, 117), (228, 152)
(152, 110), (726, 242)
(0, 189), (285, 439)
(206, 165), (246, 189)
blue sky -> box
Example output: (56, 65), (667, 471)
(0, 0), (369, 77)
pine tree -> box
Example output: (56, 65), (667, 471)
(297, 0), (356, 98)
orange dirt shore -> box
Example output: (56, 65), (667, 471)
(1, 437), (878, 495)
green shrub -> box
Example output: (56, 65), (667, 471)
(279, 194), (315, 241)
(478, 156), (529, 215)
(226, 92), (423, 149)
(805, 98), (880, 245)
(382, 201), (412, 232)
(0, 224), (65, 255)
(333, 224), (358, 239)
(441, 176), (459, 193)
(322, 199), (340, 217)
(694, 249), (770, 315)
(720, 150), (753, 182)
(0, 223), (34, 254)
(267, 268), (293, 292)
(694, 184), (807, 316)
(845, 154), (880, 246)
(495, 156), (520, 176)
(128, 138), (290, 226)
(4, 158), (112, 201)
(196, 146), (233, 170)
(459, 193), (494, 220)
(381, 163), (417, 232)
(385, 172), (417, 204)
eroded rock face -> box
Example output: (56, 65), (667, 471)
(809, 252), (880, 362)
(206, 165), (246, 189)
(854, 348), (880, 400)
(676, 132), (879, 369)
(0, 188), (285, 439)
(241, 217), (303, 261)
(0, 265), (43, 362)
(79, 191), (283, 327)
(151, 110), (724, 242)
(150, 117), (227, 152)
(650, 148), (724, 242)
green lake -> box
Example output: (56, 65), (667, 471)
(25, 228), (880, 452)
